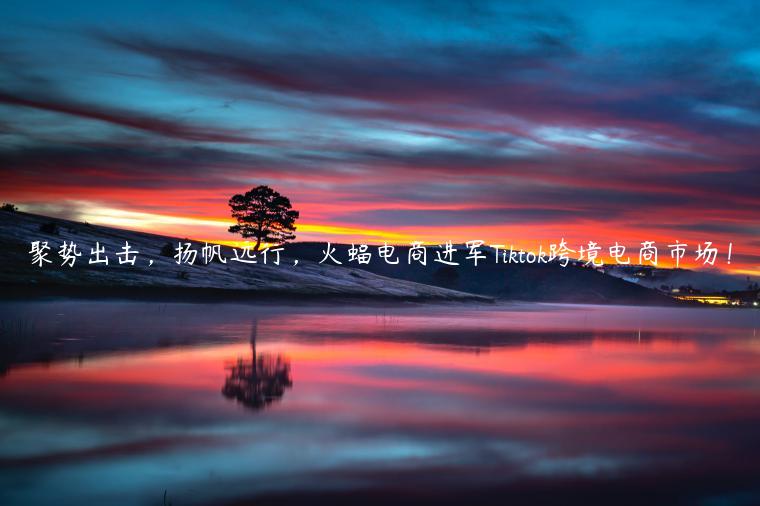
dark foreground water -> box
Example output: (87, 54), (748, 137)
(0, 301), (759, 505)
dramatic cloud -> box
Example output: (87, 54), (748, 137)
(0, 0), (758, 273)
(0, 91), (271, 144)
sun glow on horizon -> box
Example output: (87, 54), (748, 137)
(41, 204), (754, 276)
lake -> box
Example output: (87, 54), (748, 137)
(1, 300), (759, 505)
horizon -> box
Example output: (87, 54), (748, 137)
(4, 208), (751, 280)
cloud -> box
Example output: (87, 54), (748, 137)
(0, 90), (272, 144)
(98, 32), (760, 156)
(1, 2), (758, 272)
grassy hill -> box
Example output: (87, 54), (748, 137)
(0, 210), (676, 305)
(0, 211), (487, 302)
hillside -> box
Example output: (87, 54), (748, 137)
(283, 242), (677, 305)
(0, 211), (678, 305)
(607, 264), (754, 292)
(0, 211), (487, 302)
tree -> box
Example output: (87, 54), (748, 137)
(228, 185), (299, 251)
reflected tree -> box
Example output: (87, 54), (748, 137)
(222, 319), (292, 410)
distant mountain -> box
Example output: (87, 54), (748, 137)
(607, 265), (755, 293)
(283, 243), (676, 305)
(0, 211), (486, 302)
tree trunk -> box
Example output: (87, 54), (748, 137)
(254, 223), (262, 251)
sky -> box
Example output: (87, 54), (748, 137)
(0, 0), (758, 274)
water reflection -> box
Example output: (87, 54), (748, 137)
(222, 321), (292, 410)
(0, 301), (759, 505)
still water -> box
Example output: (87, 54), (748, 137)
(1, 301), (759, 505)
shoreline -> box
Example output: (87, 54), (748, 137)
(0, 283), (699, 308)
(0, 282), (493, 304)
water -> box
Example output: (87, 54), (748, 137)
(1, 301), (759, 505)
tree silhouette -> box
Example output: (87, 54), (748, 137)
(222, 320), (293, 410)
(228, 186), (299, 251)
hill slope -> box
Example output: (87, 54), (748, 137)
(0, 211), (487, 302)
(283, 242), (676, 305)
